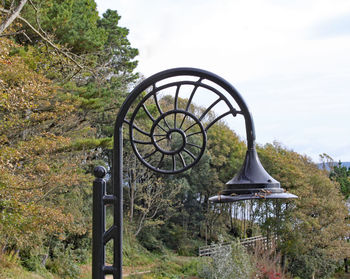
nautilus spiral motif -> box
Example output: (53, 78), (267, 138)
(124, 74), (241, 174)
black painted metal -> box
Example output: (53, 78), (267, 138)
(209, 192), (298, 203)
(130, 107), (207, 174)
(92, 166), (107, 279)
(92, 67), (297, 279)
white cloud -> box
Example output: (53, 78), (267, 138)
(96, 0), (350, 162)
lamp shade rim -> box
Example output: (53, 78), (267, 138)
(209, 192), (298, 203)
(221, 186), (283, 195)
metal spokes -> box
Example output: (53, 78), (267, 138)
(126, 72), (241, 174)
(130, 106), (206, 174)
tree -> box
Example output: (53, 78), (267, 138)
(0, 1), (141, 275)
(258, 142), (350, 278)
(0, 0), (27, 35)
(97, 9), (138, 79)
(330, 162), (350, 199)
(0, 37), (91, 254)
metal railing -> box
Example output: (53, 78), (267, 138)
(198, 235), (268, 257)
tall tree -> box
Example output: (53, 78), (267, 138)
(258, 142), (350, 278)
(0, 37), (91, 253)
(330, 162), (350, 199)
(0, 2), (139, 274)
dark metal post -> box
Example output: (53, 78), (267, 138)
(91, 67), (297, 279)
(345, 258), (348, 273)
(92, 166), (107, 279)
(114, 127), (123, 279)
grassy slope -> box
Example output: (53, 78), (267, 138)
(1, 225), (200, 279)
(0, 264), (59, 279)
(79, 253), (200, 279)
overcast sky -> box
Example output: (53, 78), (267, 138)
(95, 0), (350, 163)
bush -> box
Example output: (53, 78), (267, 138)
(287, 249), (338, 279)
(251, 240), (290, 279)
(198, 237), (254, 279)
(45, 242), (81, 279)
(159, 224), (205, 256)
(136, 226), (164, 252)
(152, 254), (200, 278)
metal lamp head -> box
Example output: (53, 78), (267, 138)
(209, 148), (298, 203)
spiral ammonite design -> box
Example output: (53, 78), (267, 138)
(125, 70), (242, 174)
(130, 103), (206, 174)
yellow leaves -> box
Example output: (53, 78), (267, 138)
(0, 39), (81, 144)
(34, 162), (50, 173)
(0, 144), (89, 248)
(0, 146), (22, 169)
(0, 58), (12, 65)
(0, 38), (97, 253)
(257, 142), (350, 260)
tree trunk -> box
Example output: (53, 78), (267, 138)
(243, 203), (246, 238)
(229, 204), (233, 231)
(205, 198), (209, 245)
(1, 243), (7, 253)
(129, 185), (134, 222)
(0, 0), (28, 35)
(128, 169), (135, 222)
(41, 253), (49, 266)
(345, 258), (349, 273)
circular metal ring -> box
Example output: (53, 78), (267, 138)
(152, 127), (186, 155)
(122, 68), (251, 174)
(130, 108), (206, 174)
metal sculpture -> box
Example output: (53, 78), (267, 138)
(92, 67), (297, 278)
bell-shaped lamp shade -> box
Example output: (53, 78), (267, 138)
(209, 148), (298, 203)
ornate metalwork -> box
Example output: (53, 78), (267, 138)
(126, 75), (244, 174)
(92, 68), (296, 279)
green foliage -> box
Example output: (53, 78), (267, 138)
(287, 248), (339, 279)
(69, 137), (113, 151)
(151, 255), (200, 279)
(22, 0), (106, 54)
(159, 224), (205, 256)
(258, 142), (350, 278)
(98, 9), (139, 75)
(2, 2), (350, 278)
(136, 226), (164, 253)
(46, 243), (81, 278)
(330, 162), (350, 199)
(198, 237), (254, 279)
(1, 2), (139, 275)
(207, 122), (246, 182)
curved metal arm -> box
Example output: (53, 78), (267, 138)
(94, 68), (259, 278)
(114, 67), (256, 150)
(92, 68), (297, 278)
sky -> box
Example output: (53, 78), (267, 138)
(95, 0), (350, 163)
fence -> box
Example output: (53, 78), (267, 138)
(198, 235), (269, 257)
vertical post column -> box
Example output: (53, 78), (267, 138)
(92, 166), (107, 279)
(113, 127), (123, 279)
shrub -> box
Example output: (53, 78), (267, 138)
(251, 240), (290, 279)
(198, 237), (254, 279)
(45, 242), (80, 279)
(287, 249), (338, 279)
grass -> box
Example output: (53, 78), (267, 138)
(79, 252), (201, 279)
(0, 265), (52, 279)
(0, 255), (59, 279)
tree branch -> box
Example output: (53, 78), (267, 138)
(0, 29), (23, 36)
(27, 0), (47, 37)
(0, 0), (27, 35)
(0, 7), (83, 69)
(0, 29), (32, 42)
